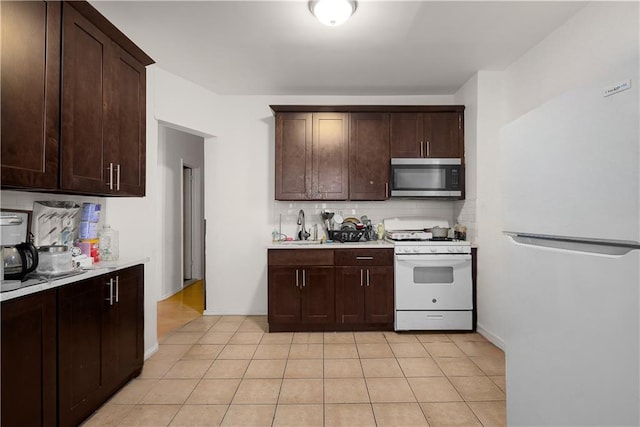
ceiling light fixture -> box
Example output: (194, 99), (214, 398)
(309, 0), (357, 27)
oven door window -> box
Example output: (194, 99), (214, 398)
(414, 266), (454, 284)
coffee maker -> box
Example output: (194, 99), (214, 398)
(1, 212), (39, 281)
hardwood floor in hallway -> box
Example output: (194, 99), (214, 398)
(157, 280), (205, 340)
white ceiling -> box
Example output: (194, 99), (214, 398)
(90, 1), (587, 96)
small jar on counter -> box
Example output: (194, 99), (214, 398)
(98, 225), (119, 261)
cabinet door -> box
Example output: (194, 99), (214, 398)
(275, 113), (312, 200)
(390, 113), (423, 158)
(424, 112), (462, 158)
(349, 113), (390, 200)
(365, 266), (394, 324)
(268, 267), (301, 324)
(60, 3), (112, 194)
(312, 113), (349, 200)
(1, 1), (60, 189)
(107, 266), (144, 393)
(1, 290), (57, 427)
(58, 276), (110, 427)
(335, 266), (366, 324)
(301, 266), (335, 324)
(108, 46), (147, 196)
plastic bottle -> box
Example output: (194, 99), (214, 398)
(98, 225), (119, 261)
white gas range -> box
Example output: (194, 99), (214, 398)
(383, 217), (473, 331)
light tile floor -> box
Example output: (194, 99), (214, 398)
(84, 316), (506, 426)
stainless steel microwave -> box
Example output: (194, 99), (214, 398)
(390, 158), (463, 198)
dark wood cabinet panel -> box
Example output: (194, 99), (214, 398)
(390, 110), (464, 159)
(349, 112), (390, 200)
(390, 113), (423, 158)
(275, 112), (348, 201)
(58, 265), (144, 426)
(268, 250), (336, 331)
(1, 289), (57, 427)
(110, 47), (147, 196)
(1, 1), (60, 189)
(312, 113), (349, 200)
(424, 112), (463, 158)
(60, 3), (112, 194)
(268, 248), (393, 331)
(275, 113), (312, 200)
(268, 266), (302, 324)
(58, 276), (110, 427)
(107, 265), (145, 392)
(364, 266), (394, 324)
(2, 1), (152, 196)
(335, 267), (366, 324)
(301, 267), (335, 324)
(335, 265), (394, 327)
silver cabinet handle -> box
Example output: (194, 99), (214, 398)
(107, 163), (114, 190)
(420, 141), (424, 157)
(356, 256), (373, 260)
(302, 270), (306, 288)
(116, 164), (121, 191)
(385, 182), (389, 198)
(426, 140), (430, 157)
(106, 278), (114, 305)
(366, 269), (370, 286)
(115, 275), (119, 303)
(295, 269), (299, 288)
(360, 269), (364, 286)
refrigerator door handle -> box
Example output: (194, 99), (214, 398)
(504, 231), (640, 256)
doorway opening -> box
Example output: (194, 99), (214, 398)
(156, 125), (206, 339)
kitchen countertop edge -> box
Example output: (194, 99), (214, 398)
(0, 257), (150, 302)
(267, 241), (395, 249)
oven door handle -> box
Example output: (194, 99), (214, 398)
(396, 254), (471, 265)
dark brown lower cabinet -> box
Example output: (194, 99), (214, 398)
(0, 264), (144, 427)
(335, 249), (394, 330)
(268, 249), (335, 331)
(268, 248), (393, 332)
(58, 265), (144, 427)
(1, 289), (57, 427)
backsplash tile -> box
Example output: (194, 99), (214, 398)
(272, 200), (456, 240)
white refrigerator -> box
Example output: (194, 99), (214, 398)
(500, 74), (640, 425)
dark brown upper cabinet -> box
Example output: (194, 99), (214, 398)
(390, 109), (464, 159)
(349, 112), (390, 201)
(272, 105), (464, 202)
(275, 112), (349, 200)
(1, 1), (61, 190)
(1, 1), (153, 197)
(60, 2), (149, 196)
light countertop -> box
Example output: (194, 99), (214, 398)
(267, 240), (395, 250)
(0, 258), (150, 302)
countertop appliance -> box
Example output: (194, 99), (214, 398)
(1, 212), (39, 281)
(390, 158), (462, 198)
(383, 217), (472, 331)
(500, 78), (640, 425)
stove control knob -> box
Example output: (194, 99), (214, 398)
(448, 247), (455, 253)
(412, 247), (419, 253)
(457, 247), (465, 253)
(430, 247), (437, 253)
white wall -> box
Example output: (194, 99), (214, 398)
(158, 125), (205, 299)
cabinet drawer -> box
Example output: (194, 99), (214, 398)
(268, 249), (334, 266)
(334, 249), (394, 266)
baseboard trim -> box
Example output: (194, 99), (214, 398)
(476, 323), (505, 351)
(144, 342), (159, 360)
(202, 310), (268, 316)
